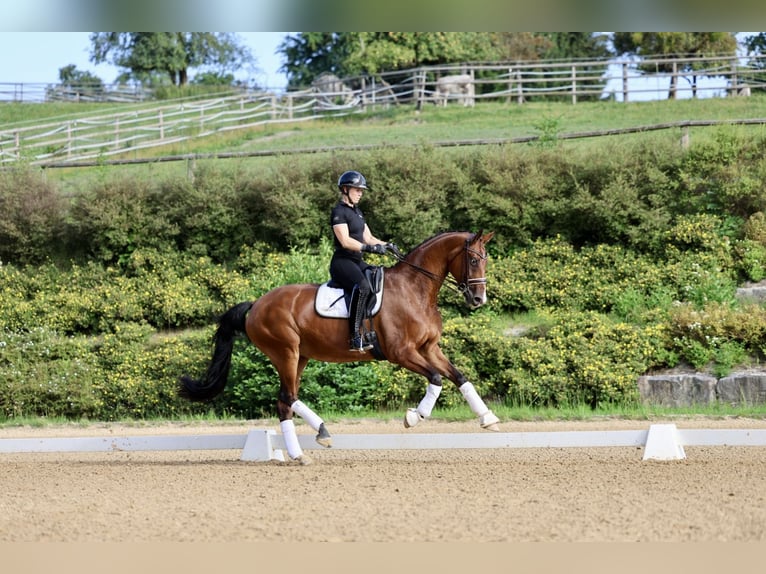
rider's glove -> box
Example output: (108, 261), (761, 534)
(362, 243), (387, 255)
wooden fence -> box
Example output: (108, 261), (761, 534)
(2, 55), (765, 166)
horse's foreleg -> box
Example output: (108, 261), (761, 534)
(396, 344), (500, 431)
(429, 347), (500, 432)
(404, 378), (443, 428)
(458, 382), (500, 431)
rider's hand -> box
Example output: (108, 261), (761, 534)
(362, 243), (387, 255)
(385, 242), (402, 256)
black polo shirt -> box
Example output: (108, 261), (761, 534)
(331, 201), (366, 261)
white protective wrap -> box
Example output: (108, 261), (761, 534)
(459, 382), (490, 417)
(416, 383), (443, 418)
(291, 400), (324, 432)
(280, 419), (303, 460)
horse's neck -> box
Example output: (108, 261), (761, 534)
(398, 235), (463, 293)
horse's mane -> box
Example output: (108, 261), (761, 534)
(406, 230), (473, 256)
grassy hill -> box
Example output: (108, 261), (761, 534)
(5, 94), (766, 164)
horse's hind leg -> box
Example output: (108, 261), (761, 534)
(275, 355), (332, 464)
(291, 399), (332, 447)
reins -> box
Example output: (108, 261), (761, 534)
(386, 237), (488, 296)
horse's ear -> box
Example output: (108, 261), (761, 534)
(481, 231), (495, 244)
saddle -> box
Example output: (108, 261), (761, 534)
(315, 266), (384, 319)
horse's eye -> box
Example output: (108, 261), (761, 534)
(470, 258), (478, 266)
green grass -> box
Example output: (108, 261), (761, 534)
(26, 93), (766, 197)
(7, 93), (766, 157)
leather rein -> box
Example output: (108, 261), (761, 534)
(389, 238), (488, 296)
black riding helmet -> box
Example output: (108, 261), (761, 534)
(337, 170), (370, 192)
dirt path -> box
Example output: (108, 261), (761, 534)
(2, 417), (765, 542)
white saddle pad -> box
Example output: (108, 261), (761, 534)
(315, 283), (383, 318)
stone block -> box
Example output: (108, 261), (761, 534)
(637, 374), (717, 407)
(717, 372), (766, 405)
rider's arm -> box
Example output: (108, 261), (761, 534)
(362, 224), (386, 246)
(333, 223), (366, 252)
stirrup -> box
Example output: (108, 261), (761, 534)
(349, 335), (373, 352)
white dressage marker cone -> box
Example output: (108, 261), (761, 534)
(643, 424), (686, 461)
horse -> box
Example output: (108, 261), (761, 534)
(434, 74), (475, 107)
(179, 230), (498, 464)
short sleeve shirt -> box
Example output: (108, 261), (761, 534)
(331, 201), (366, 259)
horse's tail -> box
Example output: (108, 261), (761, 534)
(178, 301), (253, 402)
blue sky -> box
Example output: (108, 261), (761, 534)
(0, 32), (290, 90)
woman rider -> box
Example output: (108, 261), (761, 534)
(330, 170), (389, 352)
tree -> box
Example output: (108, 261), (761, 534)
(46, 65), (104, 101)
(612, 32), (738, 99)
(89, 33), (254, 87)
(58, 64), (104, 88)
(279, 32), (497, 88)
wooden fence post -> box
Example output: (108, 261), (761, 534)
(571, 65), (577, 105)
(622, 62), (629, 103)
(516, 68), (524, 104)
(671, 61), (678, 99)
(66, 121), (72, 158)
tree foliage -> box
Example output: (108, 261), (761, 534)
(58, 64), (103, 88)
(89, 32), (254, 86)
(278, 32), (612, 88)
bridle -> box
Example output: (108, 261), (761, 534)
(391, 237), (488, 296)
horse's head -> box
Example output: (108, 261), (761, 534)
(450, 230), (494, 309)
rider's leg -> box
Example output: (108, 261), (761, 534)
(348, 284), (373, 352)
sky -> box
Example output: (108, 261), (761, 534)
(0, 32), (290, 91)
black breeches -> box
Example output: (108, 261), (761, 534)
(330, 256), (372, 294)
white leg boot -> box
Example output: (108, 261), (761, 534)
(291, 400), (332, 447)
(459, 382), (500, 431)
(280, 419), (311, 464)
(404, 383), (442, 428)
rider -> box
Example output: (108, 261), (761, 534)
(330, 170), (388, 352)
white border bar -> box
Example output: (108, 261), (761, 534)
(1, 425), (765, 462)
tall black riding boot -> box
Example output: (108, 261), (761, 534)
(348, 285), (373, 352)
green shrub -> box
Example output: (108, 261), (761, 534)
(0, 327), (102, 418)
(0, 168), (67, 265)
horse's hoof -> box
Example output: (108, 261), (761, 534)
(404, 408), (424, 429)
(295, 454), (313, 466)
(480, 412), (500, 432)
(316, 423), (332, 448)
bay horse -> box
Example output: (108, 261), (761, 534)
(179, 230), (498, 464)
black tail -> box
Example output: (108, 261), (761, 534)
(178, 301), (253, 402)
